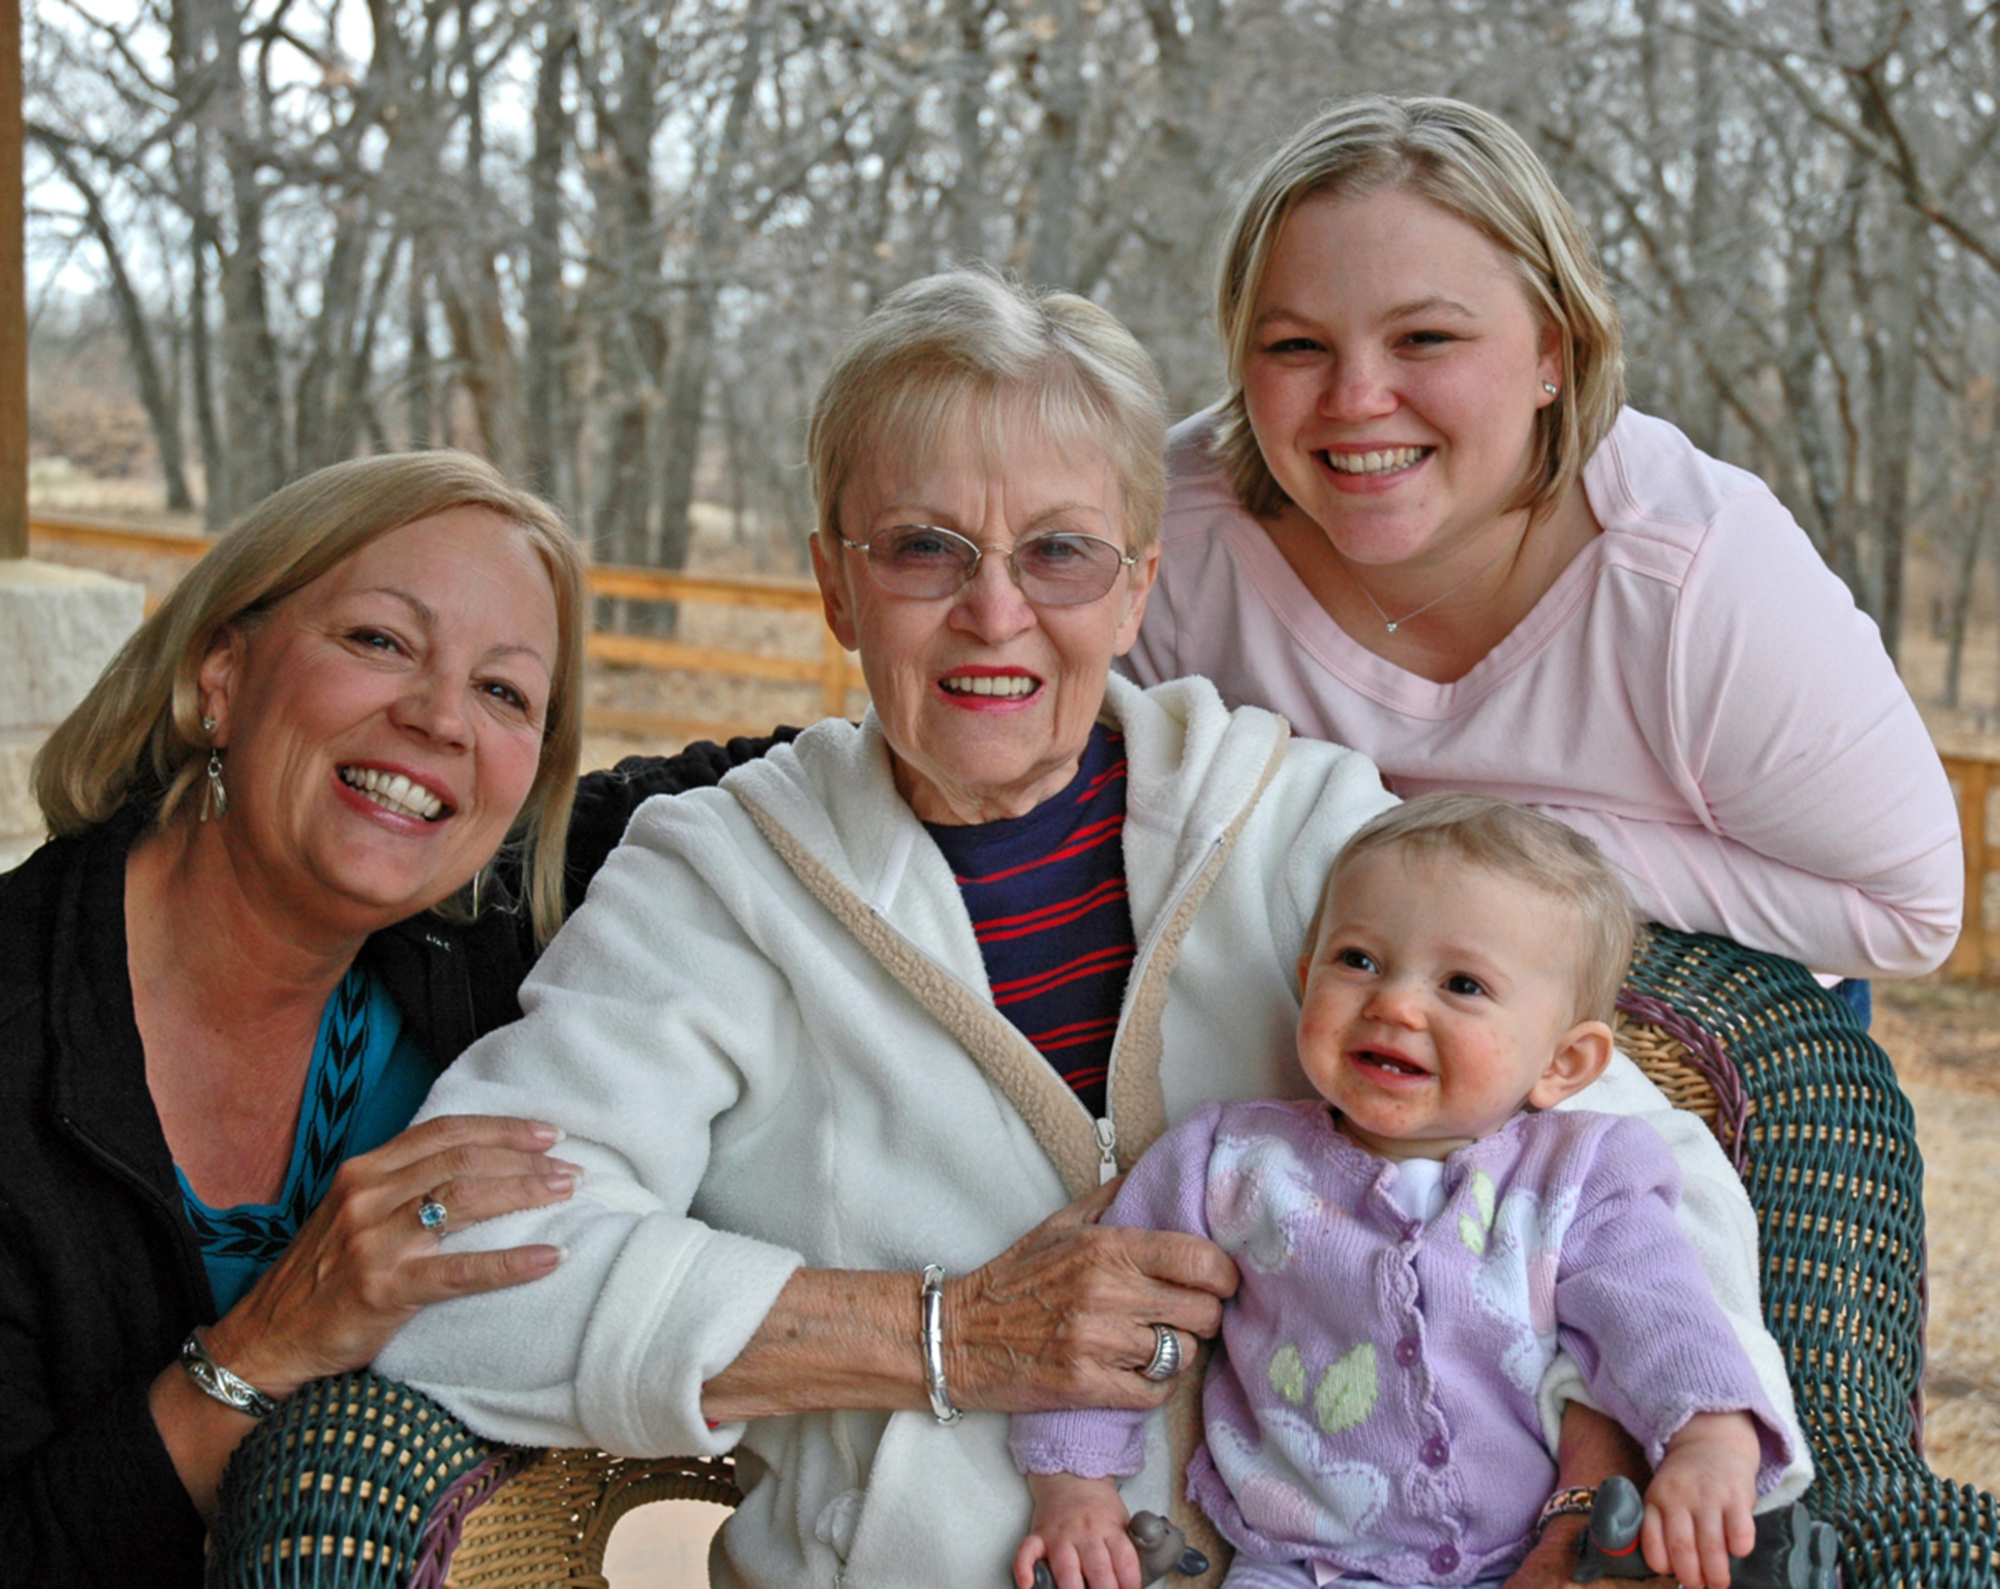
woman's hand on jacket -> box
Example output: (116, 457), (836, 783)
(697, 1180), (1238, 1426)
(946, 1179), (1238, 1414)
(199, 1113), (578, 1397)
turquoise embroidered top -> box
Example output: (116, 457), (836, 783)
(176, 965), (435, 1313)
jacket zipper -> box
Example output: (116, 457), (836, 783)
(1087, 826), (1231, 1177)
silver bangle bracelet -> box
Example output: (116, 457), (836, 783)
(919, 1264), (964, 1426)
(178, 1328), (280, 1419)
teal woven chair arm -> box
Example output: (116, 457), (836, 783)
(207, 1370), (526, 1588)
(1623, 926), (2000, 1588)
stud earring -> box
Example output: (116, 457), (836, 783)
(201, 715), (216, 733)
(200, 749), (228, 822)
(1542, 380), (1560, 397)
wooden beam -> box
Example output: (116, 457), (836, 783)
(1948, 756), (1991, 980)
(588, 561), (826, 611)
(0, 0), (26, 559)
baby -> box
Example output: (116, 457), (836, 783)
(1011, 793), (1792, 1589)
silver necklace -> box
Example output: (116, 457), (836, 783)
(1349, 546), (1511, 635)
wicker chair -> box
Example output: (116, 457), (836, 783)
(206, 927), (2000, 1588)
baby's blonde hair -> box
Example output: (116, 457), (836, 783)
(1320, 792), (1637, 1022)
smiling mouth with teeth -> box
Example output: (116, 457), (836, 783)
(940, 675), (1039, 699)
(340, 766), (448, 821)
(1356, 1049), (1428, 1077)
(1321, 446), (1429, 476)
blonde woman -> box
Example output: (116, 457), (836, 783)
(1125, 96), (1960, 1005)
(0, 453), (771, 1588)
(1119, 94), (1945, 1585)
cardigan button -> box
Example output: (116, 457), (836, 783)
(1420, 1435), (1449, 1468)
(1393, 1336), (1420, 1367)
(1429, 1544), (1460, 1576)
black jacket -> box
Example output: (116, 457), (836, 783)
(0, 736), (789, 1588)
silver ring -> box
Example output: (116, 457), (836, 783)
(1140, 1324), (1182, 1382)
(417, 1195), (449, 1234)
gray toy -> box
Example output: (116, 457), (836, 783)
(1028, 1510), (1210, 1588)
(1573, 1474), (1840, 1588)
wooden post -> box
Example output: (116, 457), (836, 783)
(0, 0), (27, 559)
(1949, 757), (1989, 980)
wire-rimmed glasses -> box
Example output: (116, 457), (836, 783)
(834, 523), (1137, 607)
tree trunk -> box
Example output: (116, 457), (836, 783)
(1864, 203), (1926, 662)
(1025, 0), (1085, 288)
(36, 135), (194, 510)
(524, 11), (576, 500)
(583, 12), (670, 585)
(407, 235), (433, 448)
(653, 6), (769, 614)
(949, 0), (990, 263)
(293, 199), (374, 473)
(194, 0), (286, 504)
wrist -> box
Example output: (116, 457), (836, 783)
(920, 1264), (964, 1424)
(199, 1312), (308, 1402)
(177, 1327), (282, 1419)
(1534, 1485), (1597, 1539)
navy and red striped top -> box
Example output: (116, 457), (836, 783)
(924, 724), (1135, 1118)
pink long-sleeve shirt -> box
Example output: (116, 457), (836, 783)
(1122, 407), (1961, 978)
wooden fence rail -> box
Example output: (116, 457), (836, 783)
(1941, 752), (2000, 980)
(27, 514), (866, 743)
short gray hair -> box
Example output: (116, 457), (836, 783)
(807, 268), (1168, 552)
(1211, 96), (1624, 524)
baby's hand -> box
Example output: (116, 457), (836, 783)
(1017, 1471), (1142, 1589)
(1641, 1410), (1761, 1587)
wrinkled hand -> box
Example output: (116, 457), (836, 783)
(199, 1114), (578, 1396)
(946, 1178), (1238, 1415)
(1017, 1472), (1141, 1589)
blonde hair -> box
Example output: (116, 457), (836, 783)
(1212, 95), (1625, 522)
(34, 451), (588, 947)
(807, 268), (1167, 553)
(1322, 792), (1637, 1023)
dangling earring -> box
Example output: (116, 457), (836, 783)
(470, 865), (485, 917)
(201, 749), (228, 821)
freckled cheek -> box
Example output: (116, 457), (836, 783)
(1440, 1028), (1516, 1097)
(1294, 998), (1348, 1064)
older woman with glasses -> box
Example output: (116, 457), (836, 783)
(377, 270), (1800, 1589)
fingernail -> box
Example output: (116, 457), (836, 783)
(529, 1123), (566, 1146)
(528, 1245), (562, 1271)
(546, 1171), (580, 1194)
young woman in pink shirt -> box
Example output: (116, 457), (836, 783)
(1122, 96), (1960, 998)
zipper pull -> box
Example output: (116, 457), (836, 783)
(1095, 1117), (1118, 1184)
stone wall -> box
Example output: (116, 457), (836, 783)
(1, 559), (145, 868)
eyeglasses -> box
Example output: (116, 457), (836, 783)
(835, 524), (1137, 607)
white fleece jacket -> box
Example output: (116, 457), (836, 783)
(378, 675), (1806, 1589)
